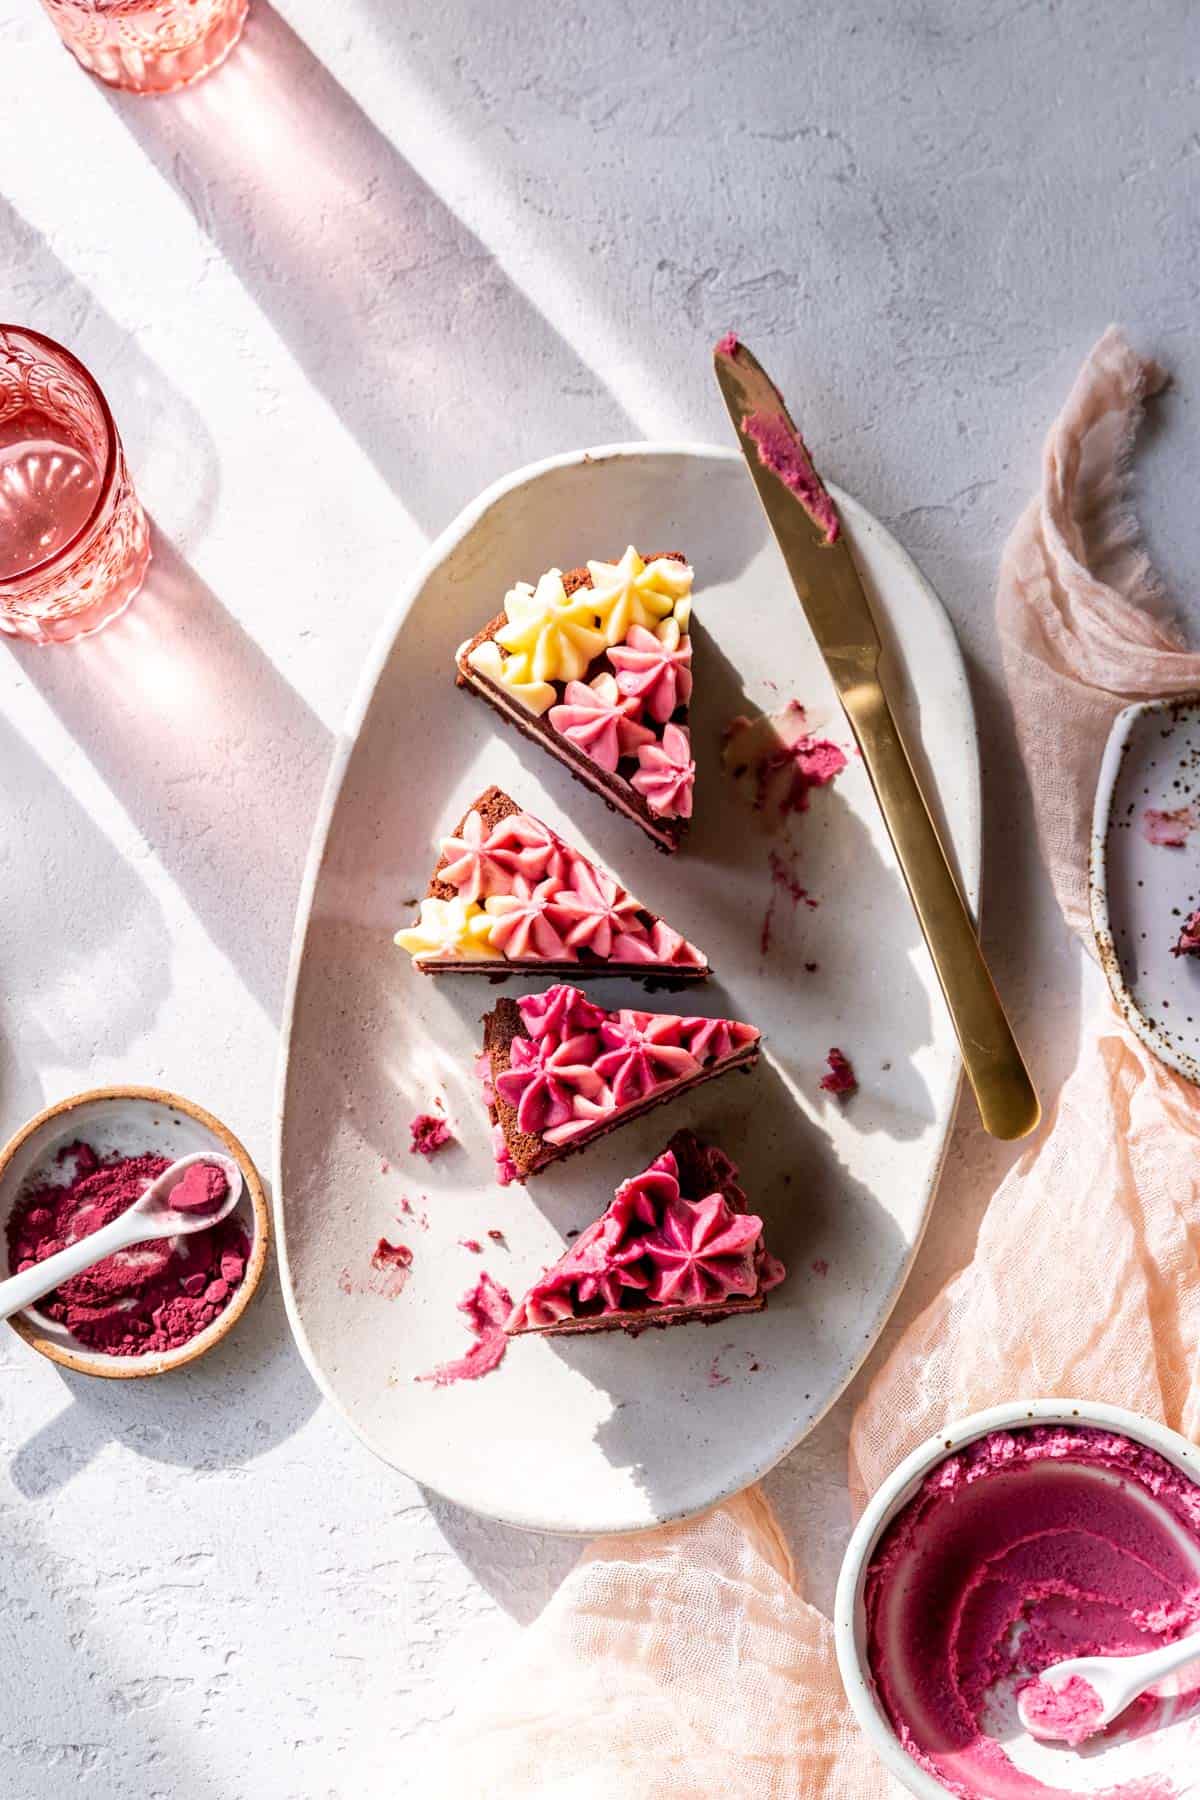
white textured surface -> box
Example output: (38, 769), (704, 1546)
(0, 1), (1196, 1791)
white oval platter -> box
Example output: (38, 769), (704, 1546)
(275, 443), (980, 1535)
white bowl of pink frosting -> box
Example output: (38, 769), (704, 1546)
(835, 1399), (1200, 1800)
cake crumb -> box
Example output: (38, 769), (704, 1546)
(410, 1112), (454, 1158)
(370, 1238), (414, 1299)
(820, 1048), (858, 1098)
(1144, 805), (1195, 847)
(812, 1258), (829, 1277)
(459, 1238), (483, 1254)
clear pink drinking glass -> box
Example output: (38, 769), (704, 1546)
(0, 326), (151, 646)
(39, 0), (248, 94)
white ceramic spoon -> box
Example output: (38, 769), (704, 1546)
(1018, 1632), (1200, 1745)
(0, 1151), (244, 1324)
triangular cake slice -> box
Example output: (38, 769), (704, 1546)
(455, 548), (696, 852)
(395, 787), (708, 977)
(480, 983), (760, 1182)
(506, 1129), (785, 1336)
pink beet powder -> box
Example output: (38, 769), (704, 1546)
(7, 1143), (249, 1356)
(409, 1112), (453, 1158)
(714, 330), (741, 359)
(169, 1161), (229, 1214)
(417, 1272), (513, 1388)
(1019, 1673), (1105, 1748)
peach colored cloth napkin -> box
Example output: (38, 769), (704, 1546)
(428, 329), (1200, 1799)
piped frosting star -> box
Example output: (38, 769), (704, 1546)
(631, 723), (695, 819)
(586, 546), (693, 647)
(548, 672), (655, 772)
(394, 894), (499, 961)
(608, 618), (693, 723)
(642, 1192), (764, 1306)
(465, 638), (556, 715)
(495, 569), (607, 683)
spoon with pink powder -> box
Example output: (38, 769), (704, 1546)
(1018, 1629), (1200, 1747)
(0, 1152), (243, 1325)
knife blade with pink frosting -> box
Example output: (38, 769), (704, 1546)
(714, 335), (1039, 1143)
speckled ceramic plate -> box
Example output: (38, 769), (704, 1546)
(1091, 694), (1200, 1084)
(275, 443), (980, 1535)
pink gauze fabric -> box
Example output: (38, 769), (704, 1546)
(425, 328), (1200, 1799)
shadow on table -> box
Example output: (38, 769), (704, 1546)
(101, 1), (637, 536)
(418, 1488), (581, 1626)
(0, 713), (173, 1124)
(10, 530), (332, 1027)
(0, 191), (220, 556)
(7, 1263), (319, 1500)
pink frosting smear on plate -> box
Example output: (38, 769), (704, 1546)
(742, 410), (841, 544)
(416, 1272), (513, 1387)
(723, 700), (847, 822)
(865, 1425), (1200, 1799)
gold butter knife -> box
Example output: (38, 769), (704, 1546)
(714, 337), (1039, 1141)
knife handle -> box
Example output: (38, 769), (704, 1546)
(844, 681), (1040, 1141)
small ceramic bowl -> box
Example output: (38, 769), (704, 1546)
(1091, 693), (1200, 1085)
(0, 1086), (269, 1378)
(834, 1398), (1200, 1799)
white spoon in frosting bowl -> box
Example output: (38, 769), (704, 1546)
(1018, 1631), (1200, 1748)
(0, 1151), (244, 1325)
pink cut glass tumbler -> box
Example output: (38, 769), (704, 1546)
(39, 0), (248, 94)
(0, 326), (150, 646)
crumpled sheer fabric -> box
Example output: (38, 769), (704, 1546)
(427, 329), (1200, 1799)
